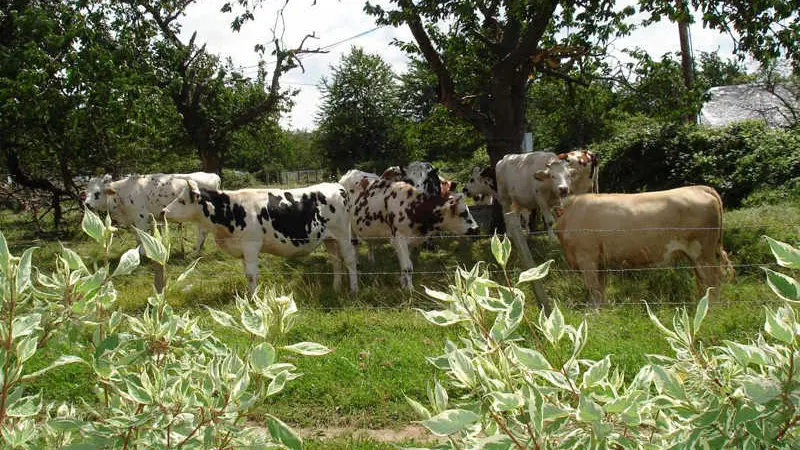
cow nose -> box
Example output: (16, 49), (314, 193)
(467, 225), (480, 235)
(558, 186), (569, 197)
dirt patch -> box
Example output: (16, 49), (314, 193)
(296, 425), (444, 443)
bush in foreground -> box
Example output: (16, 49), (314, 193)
(412, 234), (800, 449)
(0, 209), (328, 449)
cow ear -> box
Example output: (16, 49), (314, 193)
(534, 170), (550, 181)
(558, 153), (568, 160)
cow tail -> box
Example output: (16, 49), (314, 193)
(589, 153), (600, 194)
(719, 247), (734, 281)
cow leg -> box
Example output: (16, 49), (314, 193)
(241, 245), (261, 295)
(578, 258), (605, 307)
(177, 223), (185, 255)
(336, 236), (358, 293)
(692, 257), (722, 303)
(390, 236), (413, 289)
(503, 211), (534, 267)
(534, 197), (557, 240)
(367, 241), (375, 263)
(194, 225), (208, 253)
(324, 239), (344, 292)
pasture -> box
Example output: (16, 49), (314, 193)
(1, 200), (798, 447)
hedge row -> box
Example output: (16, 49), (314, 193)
(590, 117), (800, 207)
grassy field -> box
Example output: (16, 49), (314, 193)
(2, 201), (799, 446)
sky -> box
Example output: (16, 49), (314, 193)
(180, 0), (741, 131)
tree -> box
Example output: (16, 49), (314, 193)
(696, 51), (750, 87)
(0, 0), (182, 227)
(126, 0), (322, 175)
(639, 1), (800, 70)
(616, 50), (707, 123)
(316, 46), (409, 173)
(398, 58), (483, 163)
(365, 1), (634, 168)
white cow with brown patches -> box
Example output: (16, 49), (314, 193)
(351, 178), (480, 288)
(555, 185), (733, 306)
(84, 172), (221, 252)
(557, 150), (599, 195)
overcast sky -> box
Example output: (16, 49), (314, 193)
(180, 0), (740, 131)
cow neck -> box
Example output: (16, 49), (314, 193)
(198, 188), (247, 232)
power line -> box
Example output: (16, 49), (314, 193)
(233, 26), (384, 72)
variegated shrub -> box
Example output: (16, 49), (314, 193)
(412, 234), (799, 449)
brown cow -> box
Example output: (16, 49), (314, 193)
(554, 185), (733, 306)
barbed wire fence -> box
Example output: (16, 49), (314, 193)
(9, 219), (795, 311)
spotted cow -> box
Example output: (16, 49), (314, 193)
(339, 166), (458, 258)
(557, 150), (599, 195)
(84, 172), (221, 252)
(555, 185), (733, 306)
(163, 181), (357, 294)
(351, 178), (480, 288)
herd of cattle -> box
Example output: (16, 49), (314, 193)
(82, 150), (732, 306)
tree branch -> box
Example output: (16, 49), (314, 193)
(397, 0), (490, 135)
(505, 0), (558, 69)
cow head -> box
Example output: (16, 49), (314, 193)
(463, 166), (497, 200)
(84, 174), (113, 211)
(440, 179), (458, 198)
(382, 162), (442, 197)
(534, 159), (571, 201)
(162, 180), (203, 223)
(439, 193), (480, 235)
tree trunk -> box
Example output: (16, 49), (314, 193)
(199, 147), (222, 175)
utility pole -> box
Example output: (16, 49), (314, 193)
(677, 1), (696, 123)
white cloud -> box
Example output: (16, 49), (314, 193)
(181, 1), (742, 131)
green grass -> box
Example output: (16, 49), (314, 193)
(0, 201), (798, 448)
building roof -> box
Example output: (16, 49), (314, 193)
(699, 84), (798, 128)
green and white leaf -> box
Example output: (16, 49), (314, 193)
(421, 409), (481, 436)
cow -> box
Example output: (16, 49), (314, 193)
(338, 166), (458, 260)
(554, 185), (733, 306)
(463, 152), (571, 239)
(557, 150), (599, 195)
(351, 178), (480, 288)
(84, 172), (221, 253)
(162, 181), (358, 294)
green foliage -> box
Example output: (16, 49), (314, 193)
(617, 50), (707, 123)
(640, 1), (800, 70)
(221, 168), (261, 190)
(412, 234), (800, 449)
(592, 117), (800, 207)
(317, 47), (410, 173)
(0, 209), (326, 448)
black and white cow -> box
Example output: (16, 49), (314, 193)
(351, 178), (480, 288)
(162, 181), (358, 294)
